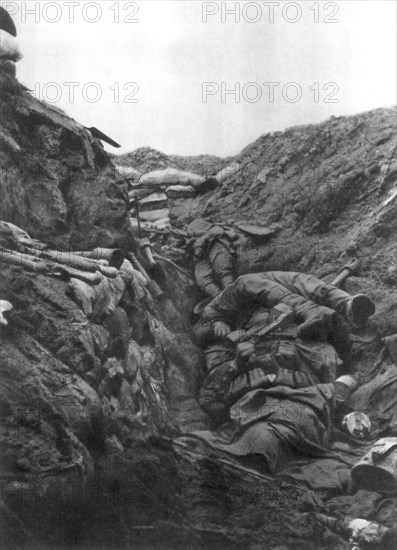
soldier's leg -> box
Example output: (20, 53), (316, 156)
(262, 272), (375, 326)
(236, 423), (292, 473)
(208, 242), (235, 289)
(204, 273), (337, 341)
(195, 259), (222, 298)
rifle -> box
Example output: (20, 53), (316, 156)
(227, 304), (296, 344)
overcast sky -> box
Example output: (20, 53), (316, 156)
(7, 0), (397, 156)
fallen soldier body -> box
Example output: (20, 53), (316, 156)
(192, 271), (375, 473)
(187, 218), (238, 298)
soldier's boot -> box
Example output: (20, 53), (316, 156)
(279, 272), (375, 327)
(344, 294), (375, 327)
(313, 286), (375, 327)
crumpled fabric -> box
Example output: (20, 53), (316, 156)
(271, 340), (342, 382)
(193, 226), (237, 260)
(193, 383), (336, 474)
(119, 259), (147, 302)
(69, 273), (125, 322)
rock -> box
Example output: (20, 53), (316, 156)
(0, 127), (21, 153)
(202, 196), (217, 215)
(238, 196), (249, 208)
(0, 299), (12, 325)
(123, 339), (143, 381)
(382, 333), (397, 362)
(385, 265), (397, 285)
(257, 166), (272, 184)
(98, 358), (124, 397)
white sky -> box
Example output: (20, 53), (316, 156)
(4, 0), (397, 156)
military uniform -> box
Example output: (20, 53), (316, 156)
(187, 219), (237, 298)
(195, 382), (337, 474)
(203, 271), (375, 330)
(195, 271), (375, 425)
(192, 271), (373, 472)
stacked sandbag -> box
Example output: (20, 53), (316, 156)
(140, 208), (169, 223)
(140, 167), (204, 189)
(130, 217), (171, 233)
(127, 166), (215, 231)
(130, 191), (170, 226)
(139, 192), (168, 211)
(151, 217), (171, 230)
(128, 187), (154, 203)
(166, 185), (196, 198)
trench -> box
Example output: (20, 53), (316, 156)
(1, 65), (396, 549)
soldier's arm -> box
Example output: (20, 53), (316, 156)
(194, 260), (222, 298)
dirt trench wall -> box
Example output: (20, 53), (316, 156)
(0, 63), (129, 250)
(0, 67), (208, 547)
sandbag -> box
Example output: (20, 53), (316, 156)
(166, 185), (196, 198)
(120, 259), (147, 301)
(0, 30), (22, 61)
(140, 208), (169, 222)
(139, 192), (168, 211)
(140, 168), (204, 188)
(128, 188), (154, 202)
(68, 273), (125, 321)
(129, 217), (169, 233)
(152, 217), (171, 230)
(215, 162), (241, 184)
